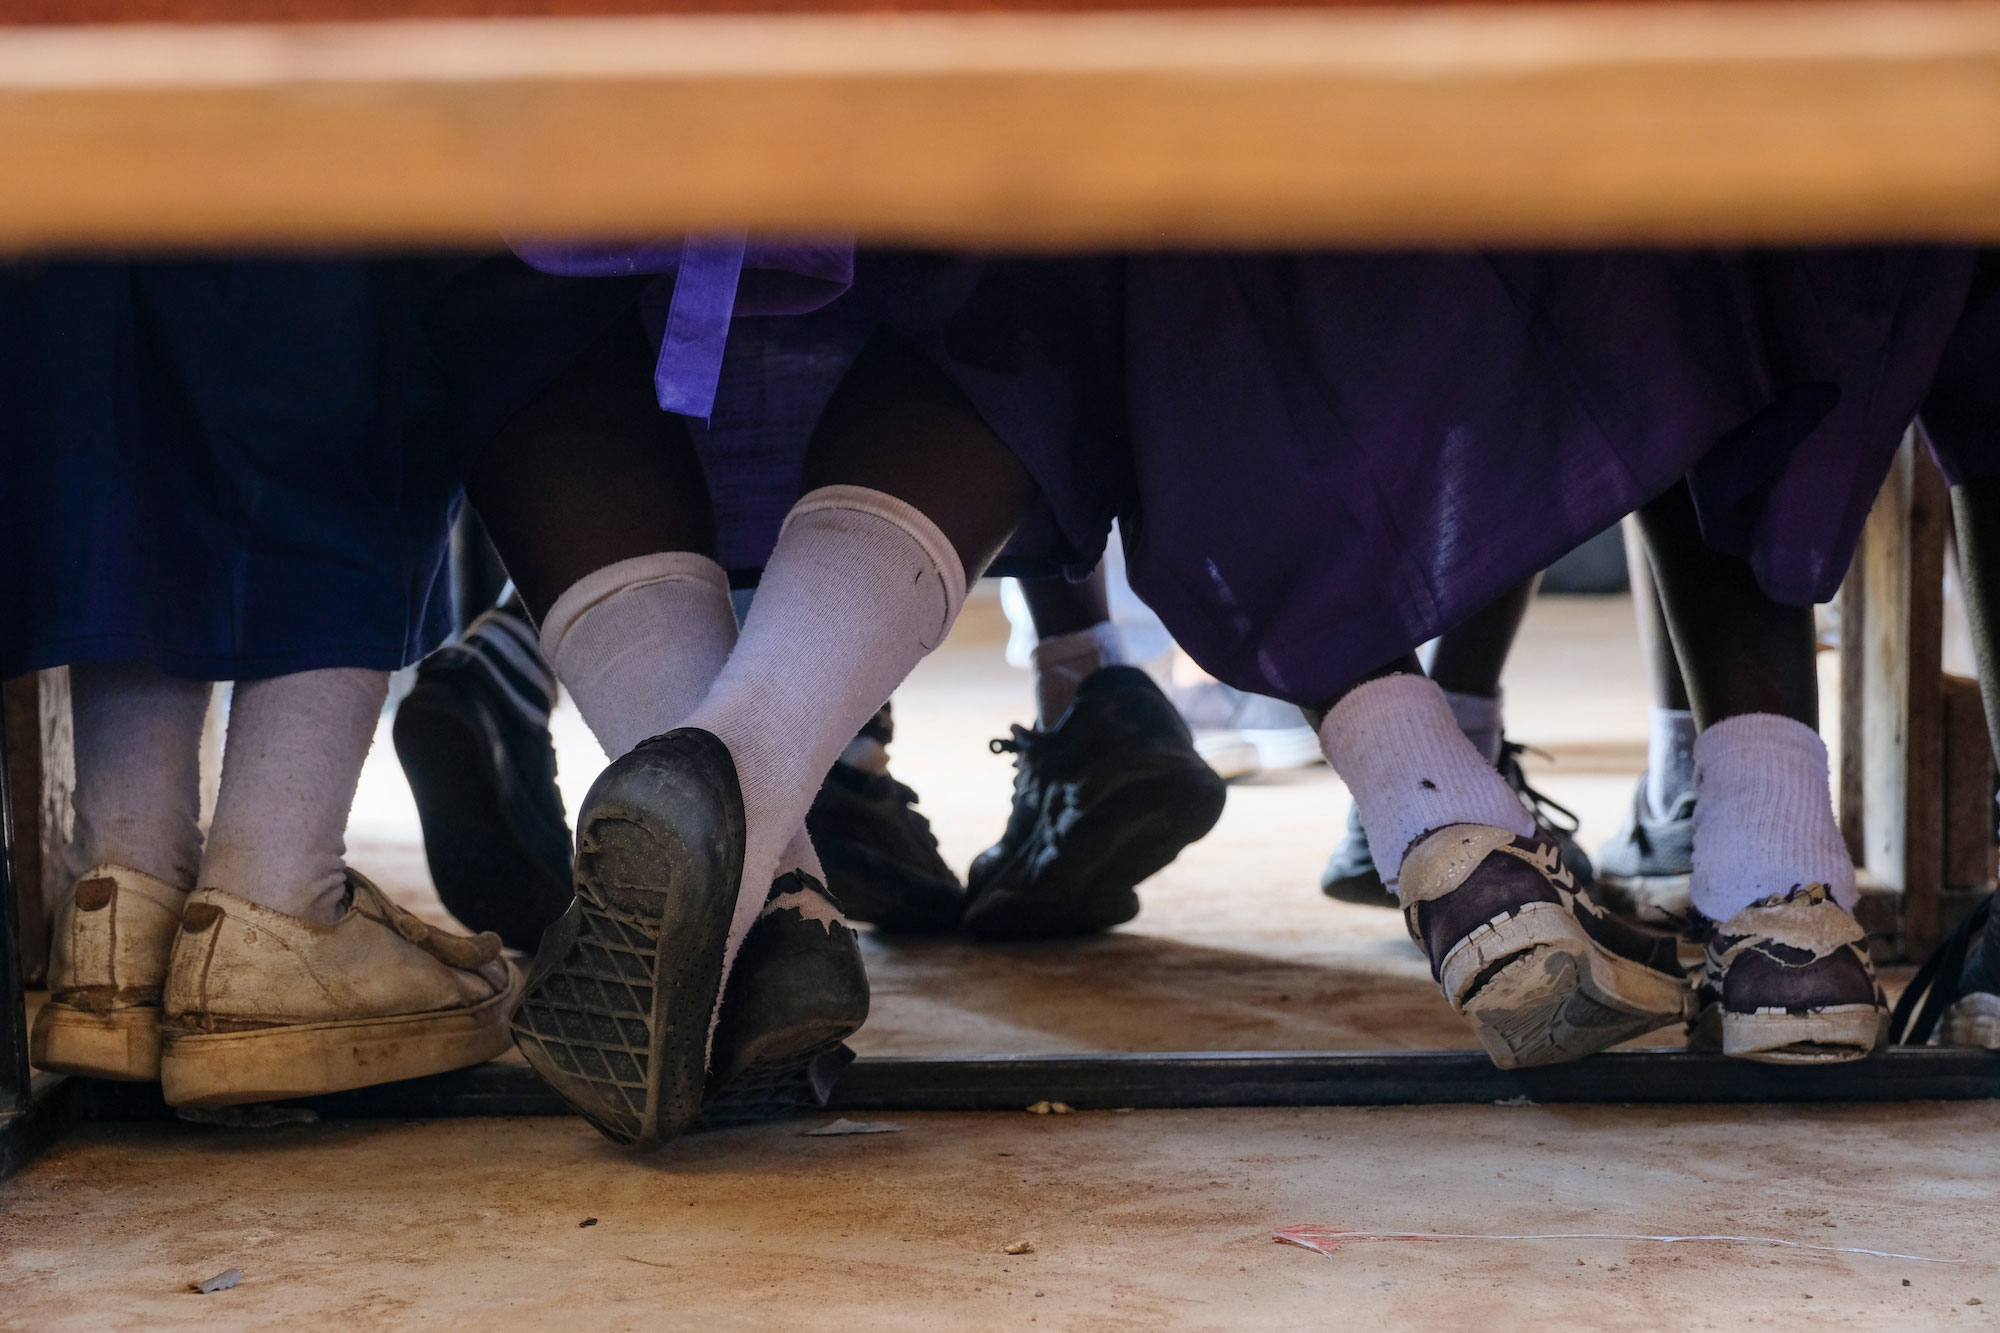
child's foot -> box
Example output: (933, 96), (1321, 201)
(509, 728), (749, 1148)
(393, 611), (574, 953)
(704, 872), (869, 1121)
(1691, 885), (1886, 1064)
(963, 667), (1226, 939)
(158, 872), (520, 1107)
(806, 763), (965, 933)
(1593, 776), (1696, 930)
(1400, 824), (1691, 1069)
(32, 865), (188, 1081)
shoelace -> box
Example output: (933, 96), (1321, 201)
(1889, 890), (1995, 1045)
(1497, 739), (1582, 837)
(989, 724), (1042, 760)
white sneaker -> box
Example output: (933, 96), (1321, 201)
(32, 865), (189, 1080)
(159, 870), (521, 1108)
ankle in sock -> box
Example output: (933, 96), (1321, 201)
(683, 484), (966, 981)
(1688, 713), (1854, 920)
(541, 552), (739, 761)
(1440, 688), (1505, 766)
(1646, 707), (1698, 817)
(66, 661), (211, 888)
(198, 668), (390, 923)
(1031, 621), (1128, 726)
(1318, 673), (1535, 893)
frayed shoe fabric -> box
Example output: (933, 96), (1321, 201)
(32, 864), (188, 1081)
(159, 871), (520, 1107)
(1399, 824), (1691, 1069)
(1690, 884), (1886, 1065)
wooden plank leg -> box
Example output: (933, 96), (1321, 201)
(1, 680), (32, 1121)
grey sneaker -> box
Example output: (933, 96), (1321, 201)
(1399, 824), (1691, 1069)
(1690, 885), (1886, 1064)
(1593, 777), (1696, 930)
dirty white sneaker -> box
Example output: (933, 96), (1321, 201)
(31, 864), (188, 1080)
(1691, 884), (1887, 1065)
(159, 870), (521, 1107)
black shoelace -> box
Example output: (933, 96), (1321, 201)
(1497, 739), (1582, 837)
(1889, 891), (1994, 1046)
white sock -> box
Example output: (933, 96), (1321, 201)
(198, 668), (389, 923)
(1646, 707), (1698, 817)
(541, 552), (824, 883)
(1440, 688), (1505, 766)
(1032, 621), (1128, 726)
(1318, 673), (1535, 894)
(1688, 713), (1855, 920)
(66, 662), (210, 888)
(685, 485), (965, 978)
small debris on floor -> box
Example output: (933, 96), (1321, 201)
(191, 1269), (242, 1294)
(1971, 1298), (1985, 1306)
(1904, 1280), (1913, 1287)
(803, 1119), (902, 1137)
(1025, 1101), (1073, 1115)
(1004, 1241), (1035, 1255)
(179, 1105), (318, 1129)
(579, 1218), (598, 1228)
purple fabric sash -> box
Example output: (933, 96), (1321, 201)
(511, 237), (854, 418)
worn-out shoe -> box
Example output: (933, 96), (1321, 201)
(1400, 824), (1692, 1069)
(1691, 885), (1886, 1064)
(158, 871), (521, 1107)
(32, 865), (188, 1080)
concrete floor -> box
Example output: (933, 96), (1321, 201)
(10, 589), (1995, 1327)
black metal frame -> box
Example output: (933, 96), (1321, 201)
(4, 717), (1998, 1183)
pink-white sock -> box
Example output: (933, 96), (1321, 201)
(1689, 713), (1855, 920)
(541, 551), (823, 881)
(685, 485), (966, 976)
(1318, 673), (1535, 894)
(1032, 621), (1128, 726)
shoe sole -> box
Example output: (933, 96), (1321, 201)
(159, 966), (522, 1108)
(1440, 901), (1691, 1070)
(32, 1004), (161, 1081)
(1713, 1004), (1887, 1065)
(1592, 871), (1694, 929)
(393, 687), (573, 952)
(509, 745), (745, 1149)
(703, 1038), (857, 1127)
(963, 761), (1227, 940)
(1940, 993), (2000, 1050)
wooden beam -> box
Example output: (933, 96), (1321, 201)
(2, 2), (2000, 248)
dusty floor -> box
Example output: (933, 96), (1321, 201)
(11, 589), (1993, 1328)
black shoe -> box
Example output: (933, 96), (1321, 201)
(510, 729), (745, 1149)
(963, 666), (1227, 939)
(806, 763), (965, 933)
(392, 641), (573, 953)
(1890, 890), (1999, 1050)
(1498, 740), (1597, 889)
(1320, 804), (1396, 908)
(700, 871), (870, 1127)
(1592, 777), (1695, 929)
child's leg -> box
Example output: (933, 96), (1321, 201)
(1634, 480), (1879, 1064)
(1316, 649), (1688, 1069)
(513, 330), (1039, 1146)
(1019, 567), (1124, 726)
(32, 663), (207, 1081)
(156, 662), (520, 1107)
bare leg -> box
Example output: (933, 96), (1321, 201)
(1427, 574), (1542, 700)
(1019, 566), (1112, 638)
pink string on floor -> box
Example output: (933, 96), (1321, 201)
(1274, 1225), (1965, 1265)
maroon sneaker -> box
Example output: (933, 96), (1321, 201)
(1690, 884), (1886, 1064)
(1399, 824), (1692, 1069)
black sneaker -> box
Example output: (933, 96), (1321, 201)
(701, 871), (869, 1126)
(393, 622), (574, 953)
(1890, 891), (1999, 1049)
(1320, 805), (1396, 908)
(1400, 823), (1691, 1068)
(963, 666), (1227, 939)
(1319, 737), (1592, 909)
(1592, 776), (1695, 930)
(806, 763), (965, 933)
(510, 729), (746, 1149)
(1689, 885), (1886, 1064)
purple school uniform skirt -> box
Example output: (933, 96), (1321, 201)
(0, 257), (465, 681)
(925, 249), (1980, 707)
